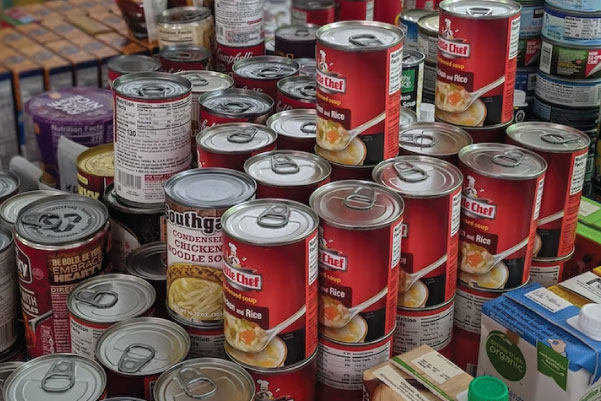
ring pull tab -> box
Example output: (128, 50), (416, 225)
(271, 154), (300, 174)
(539, 131), (581, 145)
(256, 66), (284, 78)
(173, 51), (192, 61)
(178, 367), (217, 399)
(138, 84), (167, 97)
(301, 122), (316, 135)
(257, 204), (290, 228)
(227, 126), (258, 143)
(188, 74), (209, 86)
(402, 53), (415, 63)
(394, 162), (429, 183)
(349, 34), (383, 47)
(295, 27), (311, 37)
(466, 6), (493, 16)
(183, 11), (200, 21)
(344, 186), (376, 210)
(220, 101), (251, 113)
(21, 213), (61, 229)
(299, 83), (316, 98)
(307, 1), (320, 7)
(399, 131), (436, 148)
(74, 289), (119, 308)
(492, 150), (524, 167)
(41, 360), (75, 393)
(118, 344), (155, 373)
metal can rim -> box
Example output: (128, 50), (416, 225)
(316, 20), (404, 52)
(157, 5), (212, 24)
(198, 88), (274, 118)
(544, 2), (601, 17)
(104, 184), (165, 214)
(397, 294), (456, 312)
(318, 325), (396, 347)
(196, 123), (278, 155)
(507, 122), (590, 153)
(233, 56), (300, 80)
(113, 72), (192, 101)
(76, 143), (114, 178)
(226, 348), (317, 375)
(532, 247), (576, 263)
(107, 54), (161, 75)
(440, 0), (522, 19)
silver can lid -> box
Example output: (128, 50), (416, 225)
(297, 58), (317, 76)
(399, 122), (473, 157)
(104, 398), (146, 401)
(222, 199), (318, 245)
(403, 50), (426, 67)
(0, 190), (61, 228)
(67, 274), (156, 324)
(277, 76), (316, 102)
(0, 361), (22, 401)
(317, 21), (404, 51)
(107, 55), (161, 75)
(0, 171), (19, 200)
(3, 354), (106, 401)
(113, 72), (192, 101)
(233, 56), (299, 80)
(401, 9), (435, 23)
(175, 70), (234, 94)
(399, 108), (418, 129)
(506, 122), (590, 153)
(95, 317), (191, 376)
(310, 180), (404, 229)
(459, 143), (547, 180)
(153, 358), (254, 401)
(157, 6), (211, 24)
(196, 123), (277, 154)
(105, 184), (165, 215)
(125, 241), (167, 282)
(160, 45), (211, 64)
(244, 150), (331, 187)
(440, 0), (521, 18)
(16, 195), (108, 246)
(199, 89), (274, 118)
(275, 24), (318, 42)
(373, 156), (463, 198)
(418, 13), (439, 35)
(267, 109), (317, 139)
(0, 226), (13, 255)
(293, 0), (336, 10)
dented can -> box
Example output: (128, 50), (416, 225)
(268, 109), (317, 153)
(233, 56), (300, 101)
(275, 24), (318, 59)
(77, 143), (114, 202)
(159, 45), (211, 73)
(276, 75), (317, 112)
(398, 122), (473, 164)
(291, 0), (336, 26)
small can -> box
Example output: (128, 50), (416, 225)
(0, 227), (17, 354)
(267, 109), (317, 153)
(463, 121), (512, 144)
(245, 150), (331, 204)
(297, 58), (318, 76)
(125, 242), (167, 318)
(233, 56), (300, 101)
(77, 143), (114, 202)
(539, 38), (601, 80)
(328, 162), (376, 181)
(196, 123), (278, 170)
(0, 171), (19, 206)
(337, 0), (375, 21)
(2, 354), (106, 401)
(519, 1), (544, 38)
(506, 122), (590, 258)
(435, 0), (521, 127)
(399, 107), (418, 129)
(153, 358), (255, 401)
(517, 36), (542, 68)
(530, 249), (574, 287)
(157, 6), (214, 50)
(0, 190), (61, 231)
(374, 156), (463, 307)
(16, 195), (110, 358)
(316, 332), (393, 401)
(165, 169), (256, 324)
(113, 72), (192, 207)
(315, 21), (404, 166)
(276, 75), (317, 112)
(291, 0), (336, 26)
(458, 143), (547, 290)
(542, 5), (601, 46)
(374, 0), (402, 25)
(215, 0), (264, 47)
(198, 88), (274, 132)
(400, 9), (436, 51)
(535, 72), (601, 109)
(106, 55), (160, 85)
(398, 122), (473, 164)
(417, 13), (438, 64)
(167, 308), (225, 359)
(533, 96), (599, 131)
(311, 181), (404, 342)
(275, 24), (318, 59)
(159, 45), (212, 73)
(222, 199), (318, 368)
(95, 317), (190, 399)
(214, 42), (266, 75)
(401, 50), (425, 115)
(68, 274), (156, 359)
(515, 67), (537, 98)
(546, 0), (601, 13)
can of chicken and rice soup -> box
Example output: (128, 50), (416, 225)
(398, 122), (473, 164)
(276, 75), (316, 112)
(77, 143), (114, 202)
(125, 242), (168, 318)
(268, 109), (317, 153)
(233, 56), (300, 101)
(530, 248), (574, 287)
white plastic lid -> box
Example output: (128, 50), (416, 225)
(420, 103), (435, 122)
(575, 303), (601, 341)
(514, 90), (527, 107)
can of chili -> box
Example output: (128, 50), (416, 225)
(68, 274), (156, 359)
(106, 55), (160, 86)
(196, 123), (278, 170)
(337, 0), (375, 21)
(400, 9), (436, 51)
(77, 143), (114, 202)
(292, 0), (336, 26)
(16, 195), (110, 358)
(166, 308), (225, 359)
(222, 199), (319, 369)
(458, 143), (547, 291)
(233, 56), (300, 101)
(530, 249), (574, 287)
(159, 45), (212, 73)
(374, 0), (402, 25)
(268, 109), (317, 153)
(0, 190), (61, 231)
(399, 122), (473, 164)
(373, 156), (462, 307)
(315, 21), (403, 166)
(245, 150), (331, 205)
(275, 24), (318, 59)
(157, 6), (214, 50)
(0, 227), (17, 355)
(277, 75), (317, 112)
(435, 0), (521, 127)
(506, 122), (590, 258)
(113, 72), (192, 207)
(2, 354), (107, 401)
(401, 50), (425, 115)
(463, 121), (512, 144)
(311, 181), (403, 342)
(214, 42), (266, 76)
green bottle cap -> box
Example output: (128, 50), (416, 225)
(468, 376), (509, 401)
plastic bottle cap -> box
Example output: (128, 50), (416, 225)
(513, 90), (527, 107)
(578, 303), (601, 341)
(468, 376), (508, 401)
(420, 103), (435, 122)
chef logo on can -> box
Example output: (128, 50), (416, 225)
(223, 244), (262, 291)
(461, 175), (496, 219)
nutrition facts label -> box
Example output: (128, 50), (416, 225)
(530, 264), (561, 287)
(570, 153), (588, 195)
(565, 15), (601, 40)
(394, 306), (453, 354)
(189, 332), (225, 359)
(454, 288), (494, 333)
(215, 0), (264, 47)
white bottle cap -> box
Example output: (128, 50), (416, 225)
(420, 103), (435, 122)
(514, 90), (527, 108)
(577, 303), (601, 341)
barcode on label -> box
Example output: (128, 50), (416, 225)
(118, 170), (142, 189)
(540, 41), (552, 74)
(0, 321), (16, 350)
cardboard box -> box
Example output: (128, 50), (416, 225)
(18, 43), (72, 89)
(69, 34), (118, 87)
(41, 18), (87, 40)
(45, 39), (99, 87)
(0, 28), (38, 49)
(67, 14), (112, 36)
(563, 197), (601, 281)
(16, 23), (61, 43)
(95, 32), (148, 55)
(19, 3), (56, 21)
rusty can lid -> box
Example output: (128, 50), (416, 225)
(16, 195), (108, 246)
(153, 358), (254, 401)
(267, 109), (317, 139)
(277, 75), (316, 102)
(175, 70), (234, 94)
(113, 72), (191, 101)
(459, 143), (547, 180)
(399, 107), (418, 129)
(233, 56), (299, 80)
(125, 241), (167, 282)
(245, 150), (331, 187)
(0, 170), (19, 200)
(196, 123), (277, 155)
(95, 317), (190, 376)
(199, 89), (274, 118)
(399, 122), (473, 157)
(0, 190), (61, 228)
(157, 6), (211, 24)
(317, 21), (403, 51)
(373, 156), (463, 198)
(107, 55), (161, 75)
(275, 24), (318, 42)
(77, 143), (114, 178)
(160, 45), (211, 64)
(67, 274), (156, 324)
(440, 0), (521, 18)
(506, 122), (590, 153)
(417, 13), (439, 35)
(310, 180), (404, 229)
(3, 354), (106, 401)
(293, 0), (336, 10)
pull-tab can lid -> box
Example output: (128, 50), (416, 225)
(506, 122), (590, 154)
(317, 21), (403, 51)
(459, 143), (547, 180)
(244, 150), (331, 187)
(440, 0), (521, 18)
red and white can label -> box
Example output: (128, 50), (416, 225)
(337, 0), (375, 21)
(215, 0), (264, 47)
(214, 42), (265, 75)
(276, 93), (315, 113)
(188, 326), (226, 359)
(251, 358), (317, 401)
(70, 315), (108, 359)
(453, 285), (499, 334)
(404, 0), (436, 10)
(291, 6), (335, 26)
(393, 302), (454, 354)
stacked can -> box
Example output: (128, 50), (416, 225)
(400, 9), (436, 51)
(417, 12), (438, 103)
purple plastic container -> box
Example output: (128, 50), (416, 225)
(25, 88), (114, 183)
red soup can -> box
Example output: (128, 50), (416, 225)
(244, 150), (332, 205)
(275, 24), (318, 59)
(233, 56), (300, 101)
(268, 109), (317, 153)
(15, 195), (110, 358)
(159, 44), (211, 73)
(337, 0), (375, 21)
(315, 21), (403, 166)
(214, 42), (266, 75)
(435, 0), (521, 127)
(506, 122), (590, 258)
(222, 199), (319, 369)
(196, 123), (278, 171)
(399, 122), (473, 165)
(311, 181), (404, 342)
(373, 156), (463, 307)
(106, 55), (160, 87)
(374, 0), (402, 25)
(328, 162), (376, 181)
(458, 143), (546, 291)
(277, 75), (317, 112)
(530, 249), (574, 287)
(462, 121), (512, 144)
(292, 0), (336, 26)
